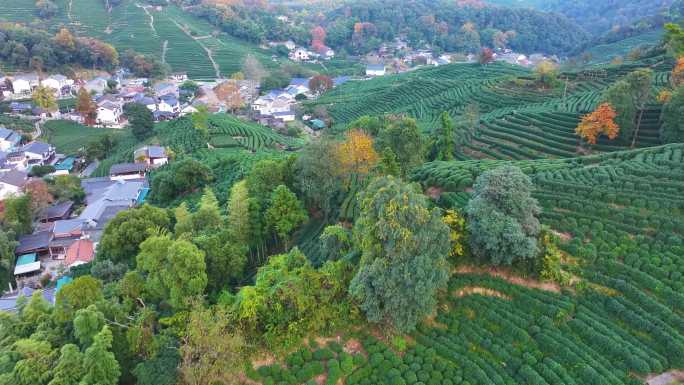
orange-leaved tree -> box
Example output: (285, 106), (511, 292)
(575, 102), (620, 145)
(672, 57), (684, 87)
(335, 129), (379, 177)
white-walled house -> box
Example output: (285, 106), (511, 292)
(252, 90), (295, 116)
(41, 75), (73, 95)
(84, 78), (108, 95)
(289, 48), (311, 62)
(96, 102), (123, 126)
(158, 95), (180, 114)
(366, 64), (386, 77)
(23, 141), (55, 166)
(134, 145), (168, 167)
(12, 73), (39, 95)
(0, 170), (27, 200)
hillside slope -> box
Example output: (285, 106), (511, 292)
(0, 0), (276, 78)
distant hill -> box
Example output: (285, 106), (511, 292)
(488, 0), (678, 37)
(0, 0), (277, 78)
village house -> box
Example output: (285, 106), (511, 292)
(0, 169), (28, 200)
(11, 73), (40, 95)
(0, 128), (22, 152)
(48, 219), (85, 260)
(38, 200), (74, 223)
(289, 48), (311, 62)
(158, 94), (181, 114)
(96, 101), (123, 126)
(41, 75), (73, 96)
(170, 72), (188, 82)
(23, 141), (55, 166)
(4, 151), (28, 171)
(153, 82), (179, 97)
(84, 77), (109, 95)
(134, 95), (158, 112)
(134, 145), (168, 168)
(63, 239), (94, 269)
(252, 90), (295, 116)
(109, 163), (147, 180)
(269, 40), (296, 51)
(366, 64), (386, 77)
(286, 78), (310, 96)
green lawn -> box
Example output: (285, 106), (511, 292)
(42, 120), (119, 155)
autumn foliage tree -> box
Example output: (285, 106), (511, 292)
(213, 81), (243, 112)
(76, 87), (97, 125)
(335, 129), (379, 178)
(478, 47), (494, 65)
(308, 75), (333, 95)
(575, 103), (620, 145)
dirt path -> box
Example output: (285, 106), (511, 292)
(66, 0), (73, 21)
(161, 40), (168, 65)
(646, 370), (684, 385)
(455, 265), (561, 293)
(136, 3), (157, 35)
(169, 18), (221, 78)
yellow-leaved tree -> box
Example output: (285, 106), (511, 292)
(575, 102), (620, 145)
(335, 129), (379, 177)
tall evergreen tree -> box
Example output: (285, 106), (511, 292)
(47, 344), (83, 385)
(350, 176), (450, 332)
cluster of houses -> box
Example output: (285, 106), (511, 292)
(0, 72), (75, 100)
(0, 138), (169, 305)
(251, 76), (349, 129)
(267, 40), (336, 63)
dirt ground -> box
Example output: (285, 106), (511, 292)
(454, 265), (561, 293)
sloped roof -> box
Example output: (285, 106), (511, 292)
(367, 64), (385, 71)
(23, 141), (51, 155)
(0, 169), (27, 187)
(0, 127), (14, 140)
(290, 78), (310, 87)
(52, 218), (85, 235)
(41, 200), (74, 220)
(110, 162), (146, 175)
(15, 231), (51, 254)
(65, 240), (94, 267)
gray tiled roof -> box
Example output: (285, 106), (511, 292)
(110, 162), (146, 175)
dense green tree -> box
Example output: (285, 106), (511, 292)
(73, 305), (105, 348)
(47, 175), (85, 204)
(98, 205), (171, 266)
(81, 326), (120, 385)
(266, 185), (308, 248)
(665, 23), (684, 57)
(173, 202), (193, 238)
(2, 195), (33, 235)
(233, 248), (355, 347)
(433, 112), (455, 161)
(132, 336), (179, 385)
(661, 85), (684, 143)
(47, 344), (83, 385)
(348, 115), (384, 136)
(192, 189), (223, 234)
(624, 69), (653, 147)
(295, 140), (345, 216)
(54, 276), (103, 324)
(320, 225), (353, 263)
(375, 116), (425, 176)
(150, 159), (214, 205)
(6, 338), (54, 385)
(193, 230), (247, 294)
(226, 180), (251, 244)
(603, 80), (635, 143)
(0, 229), (17, 293)
(246, 158), (291, 204)
(349, 176), (450, 332)
(125, 103), (154, 140)
(377, 147), (401, 177)
(136, 236), (207, 309)
(178, 303), (245, 385)
(466, 165), (541, 266)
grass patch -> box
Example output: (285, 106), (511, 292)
(42, 120), (119, 155)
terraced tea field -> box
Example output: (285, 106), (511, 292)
(1, 0), (275, 78)
(274, 144), (684, 385)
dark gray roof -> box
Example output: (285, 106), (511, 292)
(23, 141), (52, 155)
(110, 162), (146, 175)
(0, 170), (27, 187)
(41, 200), (74, 220)
(15, 231), (51, 254)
